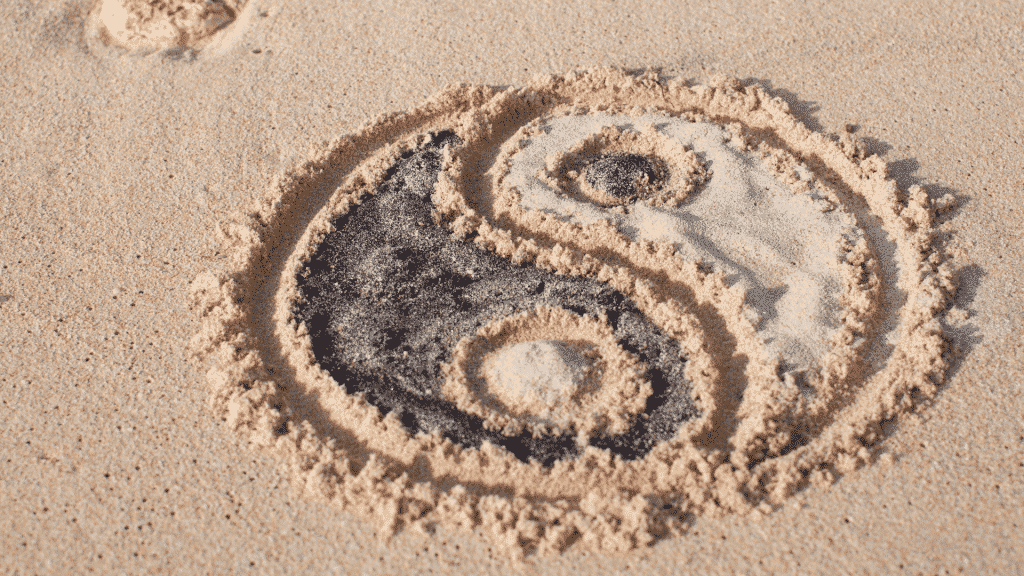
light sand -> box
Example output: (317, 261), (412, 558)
(503, 112), (854, 375)
(2, 0), (1022, 573)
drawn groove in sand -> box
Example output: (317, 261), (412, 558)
(189, 69), (958, 558)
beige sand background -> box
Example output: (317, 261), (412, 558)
(1, 0), (1021, 573)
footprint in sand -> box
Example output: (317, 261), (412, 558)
(87, 0), (252, 54)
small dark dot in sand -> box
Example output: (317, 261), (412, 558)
(252, 48), (262, 54)
(584, 153), (660, 200)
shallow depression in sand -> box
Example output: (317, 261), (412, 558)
(189, 69), (957, 558)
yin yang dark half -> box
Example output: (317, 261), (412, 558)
(292, 132), (697, 467)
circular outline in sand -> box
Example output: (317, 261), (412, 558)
(188, 68), (957, 558)
(539, 123), (710, 208)
(440, 305), (652, 438)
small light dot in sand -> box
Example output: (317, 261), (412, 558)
(481, 340), (590, 407)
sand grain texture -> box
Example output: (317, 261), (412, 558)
(2, 0), (1022, 573)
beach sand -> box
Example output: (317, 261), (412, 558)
(2, 0), (1021, 573)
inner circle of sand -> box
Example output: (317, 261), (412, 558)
(441, 306), (650, 438)
(188, 68), (957, 558)
(540, 124), (710, 208)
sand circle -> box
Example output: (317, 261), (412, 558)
(442, 306), (651, 438)
(190, 68), (957, 558)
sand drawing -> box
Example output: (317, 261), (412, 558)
(189, 68), (957, 557)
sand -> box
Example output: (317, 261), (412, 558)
(2, 0), (1022, 573)
(192, 68), (945, 557)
